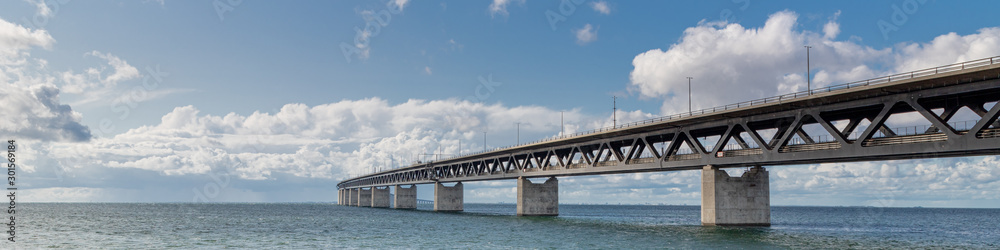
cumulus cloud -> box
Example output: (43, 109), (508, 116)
(891, 27), (1000, 72)
(22, 96), (655, 202)
(591, 1), (611, 15)
(823, 11), (841, 40)
(1, 84), (91, 141)
(575, 23), (598, 45)
(390, 0), (409, 11)
(27, 0), (54, 18)
(36, 99), (598, 185)
(769, 157), (1000, 207)
(629, 11), (1000, 115)
(489, 0), (524, 17)
(0, 17), (90, 142)
(61, 51), (141, 94)
(0, 16), (54, 59)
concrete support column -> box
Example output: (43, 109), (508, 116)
(517, 177), (559, 216)
(357, 188), (372, 207)
(338, 189), (343, 205)
(372, 186), (391, 208)
(394, 185), (417, 209)
(434, 182), (463, 212)
(348, 188), (356, 206)
(701, 165), (770, 226)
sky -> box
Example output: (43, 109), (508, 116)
(2, 0), (1000, 207)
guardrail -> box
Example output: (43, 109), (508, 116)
(364, 56), (1000, 176)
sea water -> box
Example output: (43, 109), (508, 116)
(14, 203), (1000, 248)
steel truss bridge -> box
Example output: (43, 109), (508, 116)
(340, 57), (1000, 189)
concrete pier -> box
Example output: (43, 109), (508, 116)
(338, 189), (343, 205)
(701, 165), (770, 226)
(357, 188), (372, 207)
(372, 186), (391, 208)
(341, 189), (347, 205)
(394, 185), (417, 209)
(517, 177), (559, 216)
(348, 188), (357, 206)
(434, 182), (463, 212)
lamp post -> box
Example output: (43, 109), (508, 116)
(687, 77), (694, 113)
(515, 122), (521, 144)
(560, 111), (564, 136)
(805, 45), (812, 94)
(612, 96), (617, 127)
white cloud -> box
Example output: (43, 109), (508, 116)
(0, 84), (91, 141)
(591, 1), (611, 15)
(892, 27), (1000, 72)
(61, 51), (141, 94)
(447, 38), (463, 51)
(629, 11), (1000, 116)
(823, 11), (841, 40)
(769, 157), (1000, 206)
(0, 17), (90, 142)
(0, 16), (54, 59)
(575, 23), (598, 45)
(27, 0), (53, 18)
(389, 0), (409, 12)
(489, 0), (524, 17)
(36, 99), (596, 184)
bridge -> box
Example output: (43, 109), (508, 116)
(337, 57), (1000, 226)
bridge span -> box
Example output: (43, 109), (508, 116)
(338, 57), (1000, 226)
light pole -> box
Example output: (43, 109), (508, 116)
(483, 131), (487, 151)
(612, 96), (617, 127)
(515, 122), (521, 144)
(805, 45), (812, 94)
(560, 111), (564, 136)
(687, 77), (694, 113)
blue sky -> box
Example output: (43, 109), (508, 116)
(2, 0), (1000, 207)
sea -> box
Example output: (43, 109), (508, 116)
(12, 203), (1000, 249)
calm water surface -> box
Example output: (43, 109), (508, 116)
(15, 203), (1000, 249)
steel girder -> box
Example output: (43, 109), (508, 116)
(339, 68), (1000, 189)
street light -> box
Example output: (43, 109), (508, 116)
(687, 77), (694, 113)
(612, 96), (617, 127)
(560, 111), (564, 136)
(805, 45), (812, 94)
(515, 122), (521, 144)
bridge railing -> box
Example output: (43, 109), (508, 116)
(392, 56), (1000, 174)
